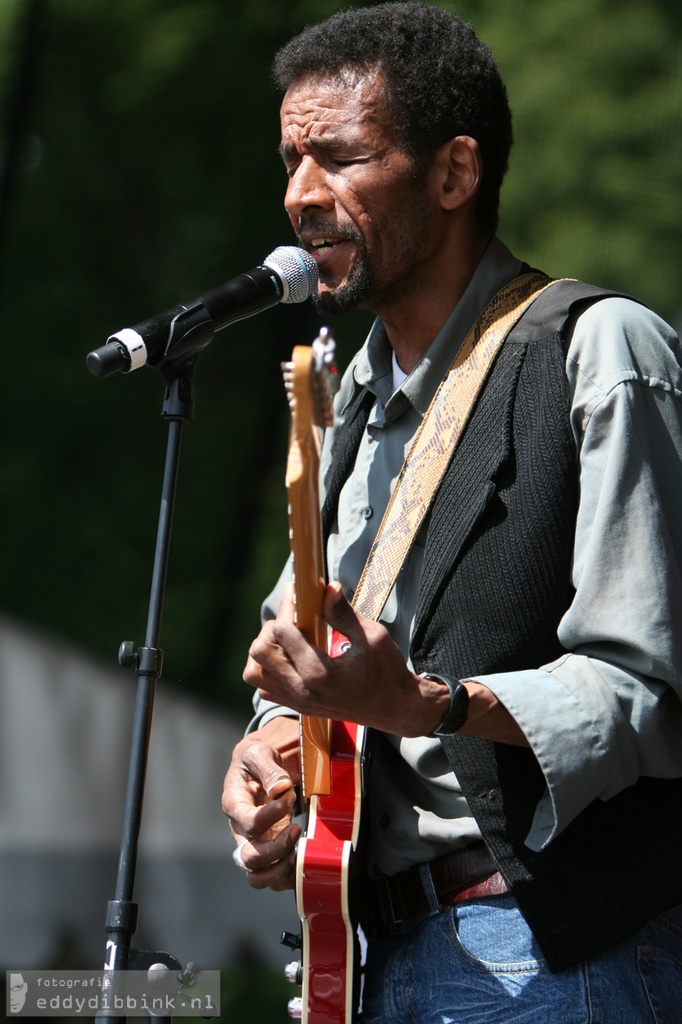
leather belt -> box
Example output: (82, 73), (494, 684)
(371, 843), (508, 929)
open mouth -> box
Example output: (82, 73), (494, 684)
(309, 237), (349, 263)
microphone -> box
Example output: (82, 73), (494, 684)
(86, 246), (319, 379)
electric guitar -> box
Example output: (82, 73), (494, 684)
(281, 329), (366, 1023)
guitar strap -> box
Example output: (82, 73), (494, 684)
(351, 272), (559, 622)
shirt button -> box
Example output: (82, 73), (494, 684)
(361, 506), (374, 520)
(379, 815), (390, 830)
(345, 588), (355, 601)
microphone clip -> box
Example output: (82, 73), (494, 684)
(89, 301), (215, 386)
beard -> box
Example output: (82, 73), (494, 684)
(312, 242), (376, 315)
(296, 223), (376, 316)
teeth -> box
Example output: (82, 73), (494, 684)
(312, 238), (334, 249)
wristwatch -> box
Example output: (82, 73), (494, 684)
(422, 673), (469, 736)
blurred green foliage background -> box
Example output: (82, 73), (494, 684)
(0, 0), (680, 713)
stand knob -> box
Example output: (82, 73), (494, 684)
(178, 962), (200, 986)
(287, 996), (303, 1019)
(118, 640), (137, 667)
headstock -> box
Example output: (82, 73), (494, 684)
(282, 327), (338, 439)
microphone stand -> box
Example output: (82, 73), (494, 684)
(93, 330), (215, 1023)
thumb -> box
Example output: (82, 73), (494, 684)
(241, 743), (296, 802)
(323, 581), (362, 642)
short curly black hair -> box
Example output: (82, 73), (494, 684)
(272, 2), (512, 236)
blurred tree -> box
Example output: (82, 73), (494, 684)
(459, 0), (682, 321)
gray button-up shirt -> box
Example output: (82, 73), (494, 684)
(253, 237), (682, 877)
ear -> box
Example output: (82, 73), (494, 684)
(433, 135), (482, 211)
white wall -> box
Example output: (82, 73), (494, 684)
(0, 616), (298, 973)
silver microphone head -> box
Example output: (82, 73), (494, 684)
(264, 246), (319, 304)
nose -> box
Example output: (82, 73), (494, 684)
(284, 155), (334, 223)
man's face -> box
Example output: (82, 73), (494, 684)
(279, 69), (443, 316)
(10, 974), (27, 1013)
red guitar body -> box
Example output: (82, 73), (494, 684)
(295, 715), (365, 1023)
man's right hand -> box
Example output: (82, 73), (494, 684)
(221, 716), (302, 891)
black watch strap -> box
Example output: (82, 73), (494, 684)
(422, 673), (469, 736)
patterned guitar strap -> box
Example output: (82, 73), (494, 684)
(351, 271), (559, 622)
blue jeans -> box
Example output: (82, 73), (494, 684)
(359, 890), (682, 1023)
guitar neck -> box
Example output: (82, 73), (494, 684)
(286, 427), (327, 650)
(283, 337), (338, 799)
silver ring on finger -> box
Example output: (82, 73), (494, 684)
(232, 840), (252, 875)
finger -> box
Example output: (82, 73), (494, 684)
(242, 652), (280, 693)
(222, 742), (297, 838)
(249, 620), (329, 700)
(239, 821), (301, 871)
(246, 623), (300, 679)
(277, 582), (297, 625)
(236, 822), (302, 890)
(244, 657), (302, 711)
(229, 791), (295, 842)
(248, 848), (298, 892)
(242, 653), (260, 689)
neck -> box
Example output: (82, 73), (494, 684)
(378, 232), (489, 374)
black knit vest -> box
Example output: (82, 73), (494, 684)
(322, 279), (682, 971)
